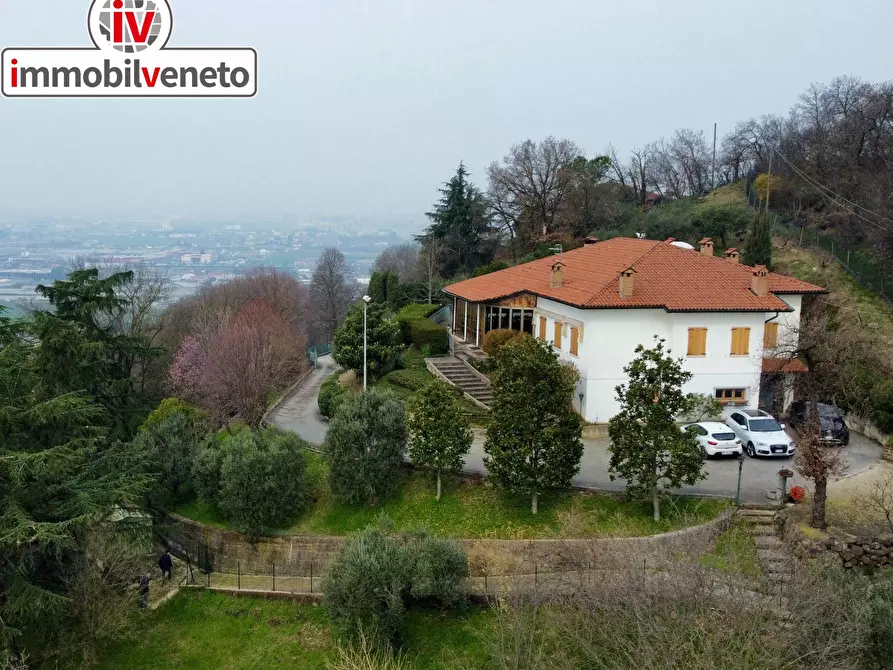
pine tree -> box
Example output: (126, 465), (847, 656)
(421, 162), (495, 277)
(742, 213), (773, 269)
(607, 337), (706, 521)
(407, 379), (473, 500)
(484, 336), (582, 514)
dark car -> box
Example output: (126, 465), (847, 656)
(789, 401), (849, 446)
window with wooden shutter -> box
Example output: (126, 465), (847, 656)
(553, 321), (562, 349)
(687, 328), (707, 356)
(570, 327), (579, 356)
(730, 327), (750, 355)
(538, 316), (547, 341)
(763, 322), (778, 349)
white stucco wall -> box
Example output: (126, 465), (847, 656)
(532, 297), (806, 424)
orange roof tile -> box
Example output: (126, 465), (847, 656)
(444, 237), (825, 312)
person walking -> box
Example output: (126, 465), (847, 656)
(138, 573), (150, 610)
(159, 549), (173, 581)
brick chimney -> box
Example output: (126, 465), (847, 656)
(751, 265), (769, 296)
(698, 237), (714, 256)
(725, 247), (740, 263)
(550, 261), (565, 288)
(618, 267), (636, 298)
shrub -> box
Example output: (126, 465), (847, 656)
(325, 388), (406, 506)
(394, 304), (440, 345)
(408, 319), (448, 355)
(381, 369), (430, 392)
(323, 523), (468, 650)
(471, 261), (509, 277)
(870, 380), (893, 434)
(216, 430), (310, 534)
(482, 328), (524, 357)
(408, 536), (468, 608)
(319, 373), (348, 419)
(192, 440), (223, 502)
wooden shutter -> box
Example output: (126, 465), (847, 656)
(553, 321), (562, 349)
(687, 328), (707, 356)
(731, 327), (750, 355)
(570, 327), (579, 356)
(763, 322), (778, 349)
(538, 316), (547, 341)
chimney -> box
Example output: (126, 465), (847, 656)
(664, 237), (676, 244)
(584, 236), (600, 245)
(618, 267), (636, 298)
(550, 261), (565, 288)
(751, 265), (769, 296)
(725, 247), (740, 263)
(698, 237), (714, 256)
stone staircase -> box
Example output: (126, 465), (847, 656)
(736, 508), (794, 597)
(427, 357), (493, 408)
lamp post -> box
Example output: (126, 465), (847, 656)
(362, 295), (372, 391)
(735, 452), (744, 506)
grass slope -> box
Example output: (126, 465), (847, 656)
(93, 590), (493, 670)
(176, 453), (727, 539)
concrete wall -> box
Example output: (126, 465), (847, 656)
(533, 297), (795, 423)
(160, 509), (733, 578)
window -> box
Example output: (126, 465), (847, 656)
(570, 327), (579, 356)
(730, 412), (746, 425)
(538, 316), (547, 341)
(763, 322), (779, 349)
(553, 321), (562, 349)
(685, 424), (708, 436)
(687, 327), (707, 356)
(730, 327), (750, 355)
(715, 388), (747, 405)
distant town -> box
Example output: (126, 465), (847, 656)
(0, 213), (421, 314)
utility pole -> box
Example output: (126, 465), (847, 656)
(711, 122), (717, 190)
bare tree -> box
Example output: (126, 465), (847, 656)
(310, 248), (356, 342)
(857, 470), (893, 535)
(418, 237), (445, 304)
(374, 243), (421, 282)
(487, 137), (582, 250)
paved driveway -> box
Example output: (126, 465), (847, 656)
(269, 356), (884, 504)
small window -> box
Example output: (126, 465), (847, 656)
(763, 322), (779, 349)
(569, 327), (579, 356)
(538, 316), (547, 341)
(716, 388), (747, 405)
(730, 327), (750, 356)
(553, 321), (562, 350)
(687, 327), (707, 356)
(685, 425), (708, 436)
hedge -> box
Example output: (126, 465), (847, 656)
(394, 303), (443, 347)
(408, 319), (449, 355)
(318, 373), (348, 419)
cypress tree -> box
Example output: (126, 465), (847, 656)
(742, 213), (773, 269)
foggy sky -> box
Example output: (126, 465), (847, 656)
(1, 0), (891, 222)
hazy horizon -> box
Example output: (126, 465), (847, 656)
(2, 0), (892, 220)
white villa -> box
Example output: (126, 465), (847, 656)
(443, 236), (825, 424)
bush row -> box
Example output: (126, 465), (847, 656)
(318, 373), (349, 419)
(394, 304), (449, 355)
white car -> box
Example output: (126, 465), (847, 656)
(681, 422), (743, 457)
(726, 409), (796, 458)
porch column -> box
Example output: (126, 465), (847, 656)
(475, 304), (481, 347)
(463, 302), (468, 341)
(452, 297), (457, 333)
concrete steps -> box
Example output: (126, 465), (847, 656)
(735, 508), (794, 596)
(428, 357), (494, 408)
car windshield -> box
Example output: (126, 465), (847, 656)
(749, 419), (782, 432)
(712, 432), (737, 441)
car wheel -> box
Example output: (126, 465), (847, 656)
(746, 442), (756, 458)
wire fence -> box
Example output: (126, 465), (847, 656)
(745, 181), (893, 305)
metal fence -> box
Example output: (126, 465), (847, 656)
(745, 182), (893, 305)
(308, 343), (332, 368)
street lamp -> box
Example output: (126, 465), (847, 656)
(362, 295), (372, 391)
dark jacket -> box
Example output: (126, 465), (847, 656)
(159, 553), (173, 571)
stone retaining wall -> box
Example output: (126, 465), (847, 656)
(159, 508), (733, 578)
(777, 510), (893, 570)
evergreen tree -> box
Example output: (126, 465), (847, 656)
(742, 213), (773, 269)
(420, 162), (496, 277)
(484, 336), (583, 514)
(407, 379), (473, 500)
(367, 269), (399, 306)
(607, 337), (706, 521)
(324, 389), (407, 505)
(332, 302), (402, 380)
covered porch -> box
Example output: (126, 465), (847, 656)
(450, 294), (537, 347)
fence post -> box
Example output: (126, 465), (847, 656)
(799, 226), (804, 246)
(534, 563), (538, 589)
(310, 561), (313, 593)
(272, 563), (276, 592)
(484, 571), (488, 594)
(846, 250), (851, 270)
(237, 562), (240, 591)
(207, 569), (210, 589)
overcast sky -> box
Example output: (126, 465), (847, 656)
(1, 0), (892, 222)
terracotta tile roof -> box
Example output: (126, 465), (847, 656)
(762, 358), (810, 374)
(444, 237), (825, 312)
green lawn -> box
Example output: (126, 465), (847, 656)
(92, 590), (493, 670)
(175, 453), (728, 539)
